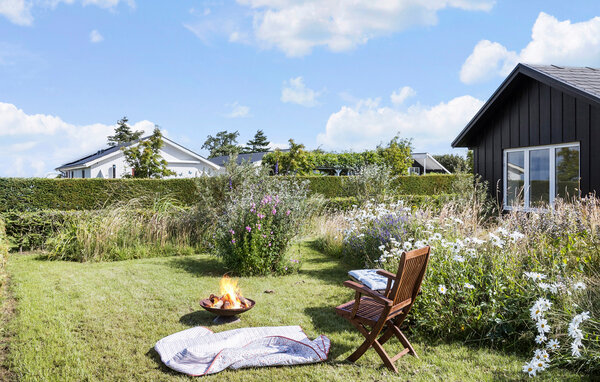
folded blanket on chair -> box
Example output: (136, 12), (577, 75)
(348, 269), (389, 291)
(155, 326), (330, 376)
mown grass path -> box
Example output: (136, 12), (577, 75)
(4, 241), (584, 381)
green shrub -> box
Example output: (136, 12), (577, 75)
(324, 197), (358, 211)
(2, 210), (80, 251)
(46, 199), (202, 262)
(213, 163), (323, 275)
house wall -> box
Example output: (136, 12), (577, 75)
(87, 149), (215, 178)
(472, 76), (600, 204)
(69, 168), (91, 178)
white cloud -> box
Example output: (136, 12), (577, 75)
(0, 0), (33, 26)
(0, 0), (134, 26)
(236, 0), (494, 57)
(225, 102), (250, 118)
(461, 12), (600, 84)
(89, 29), (104, 43)
(0, 102), (155, 176)
(281, 76), (321, 107)
(317, 92), (483, 152)
(390, 86), (416, 105)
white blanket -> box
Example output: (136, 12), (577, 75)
(155, 326), (330, 376)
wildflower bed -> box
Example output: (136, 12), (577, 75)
(316, 198), (599, 378)
(3, 242), (583, 381)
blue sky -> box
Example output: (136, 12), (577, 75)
(1, 0), (600, 176)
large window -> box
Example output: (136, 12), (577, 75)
(503, 143), (579, 210)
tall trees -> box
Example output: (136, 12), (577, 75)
(107, 117), (143, 147)
(432, 154), (470, 173)
(245, 130), (270, 153)
(122, 126), (175, 178)
(202, 130), (241, 158)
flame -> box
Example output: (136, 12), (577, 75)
(219, 276), (242, 309)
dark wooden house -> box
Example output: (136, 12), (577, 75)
(452, 64), (600, 210)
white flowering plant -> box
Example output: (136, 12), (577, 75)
(319, 196), (600, 376)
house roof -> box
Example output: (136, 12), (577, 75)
(411, 153), (450, 173)
(452, 63), (600, 148)
(56, 136), (219, 171)
(208, 151), (284, 167)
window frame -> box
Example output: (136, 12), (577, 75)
(503, 142), (580, 211)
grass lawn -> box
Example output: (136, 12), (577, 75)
(3, 240), (586, 381)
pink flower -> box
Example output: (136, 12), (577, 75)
(256, 224), (261, 230)
(262, 234), (267, 238)
(229, 229), (235, 235)
(268, 242), (272, 247)
(246, 226), (251, 232)
(231, 239), (236, 244)
(272, 208), (277, 215)
(286, 210), (291, 216)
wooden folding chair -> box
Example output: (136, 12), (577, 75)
(335, 246), (430, 372)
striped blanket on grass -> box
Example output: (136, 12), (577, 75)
(155, 326), (330, 376)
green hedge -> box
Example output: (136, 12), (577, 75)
(2, 210), (80, 252)
(298, 176), (350, 198)
(0, 178), (202, 212)
(0, 217), (8, 292)
(0, 175), (467, 212)
(298, 174), (468, 198)
(392, 174), (469, 195)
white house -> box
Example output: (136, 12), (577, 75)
(56, 137), (220, 178)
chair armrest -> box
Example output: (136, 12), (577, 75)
(376, 269), (396, 279)
(343, 280), (393, 306)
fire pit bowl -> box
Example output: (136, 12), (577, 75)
(200, 297), (256, 317)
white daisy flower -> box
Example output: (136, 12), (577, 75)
(464, 283), (475, 289)
(524, 272), (547, 281)
(438, 285), (447, 294)
(535, 334), (547, 344)
(403, 241), (412, 251)
(547, 339), (560, 351)
(453, 254), (465, 263)
(522, 361), (537, 377)
(573, 282), (586, 291)
(536, 319), (551, 334)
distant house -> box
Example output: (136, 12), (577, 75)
(408, 153), (450, 175)
(452, 63), (600, 210)
(56, 137), (220, 178)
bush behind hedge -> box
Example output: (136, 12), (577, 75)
(2, 210), (80, 252)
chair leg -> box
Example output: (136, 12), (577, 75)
(391, 324), (418, 359)
(378, 325), (395, 345)
(371, 339), (398, 372)
(346, 322), (375, 362)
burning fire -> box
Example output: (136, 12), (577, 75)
(206, 276), (251, 309)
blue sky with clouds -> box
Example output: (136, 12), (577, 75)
(1, 0), (599, 176)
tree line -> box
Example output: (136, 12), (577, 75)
(101, 118), (470, 178)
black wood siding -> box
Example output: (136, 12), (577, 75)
(471, 76), (600, 204)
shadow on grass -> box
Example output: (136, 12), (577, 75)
(145, 347), (183, 377)
(304, 306), (354, 359)
(167, 255), (228, 277)
(179, 310), (216, 327)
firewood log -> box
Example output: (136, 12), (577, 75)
(213, 300), (223, 309)
(223, 301), (231, 309)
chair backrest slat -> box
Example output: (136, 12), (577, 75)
(388, 246), (430, 306)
